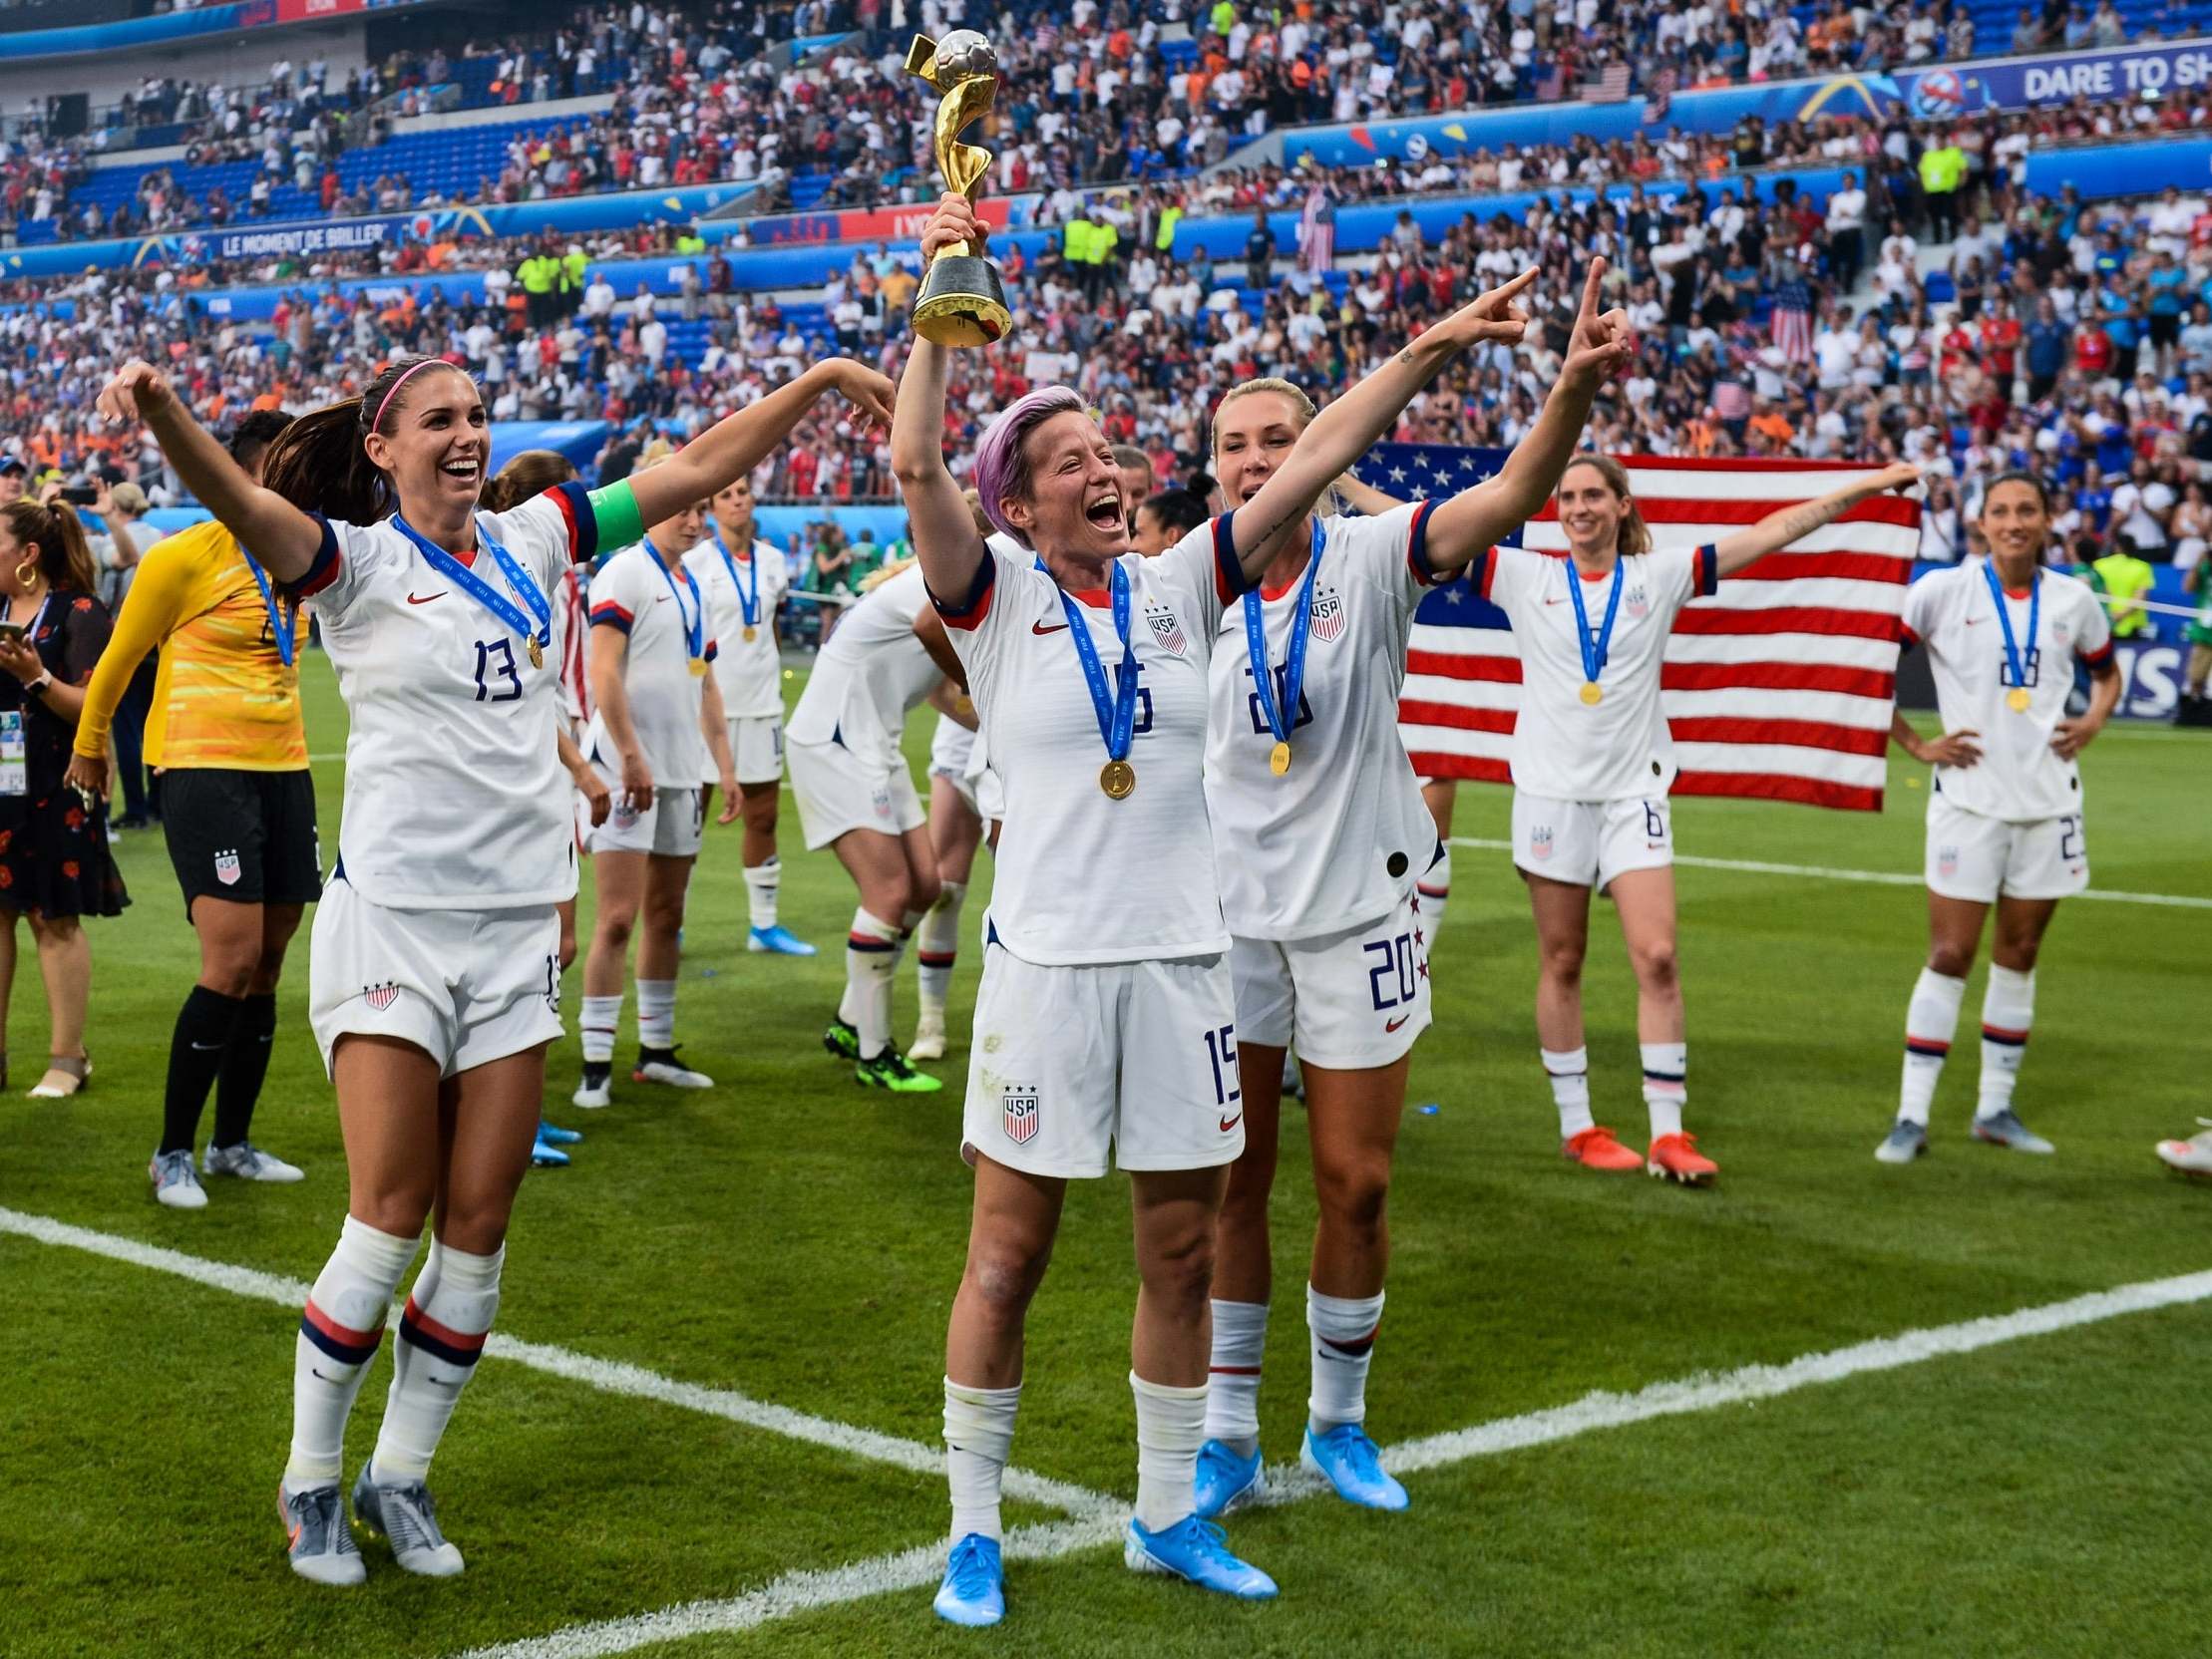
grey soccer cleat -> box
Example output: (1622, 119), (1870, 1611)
(352, 1467), (465, 1577)
(280, 1483), (366, 1585)
(150, 1148), (208, 1208)
(203, 1141), (304, 1182)
(1875, 1119), (1928, 1164)
(1972, 1109), (2054, 1156)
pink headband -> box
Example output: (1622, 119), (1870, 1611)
(371, 359), (453, 435)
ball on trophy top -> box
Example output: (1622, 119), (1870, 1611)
(932, 29), (998, 80)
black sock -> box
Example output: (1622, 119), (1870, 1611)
(160, 986), (244, 1155)
(210, 992), (277, 1150)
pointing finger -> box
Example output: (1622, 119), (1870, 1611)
(1579, 257), (1607, 321)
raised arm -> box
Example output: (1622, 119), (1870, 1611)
(1712, 462), (1922, 577)
(1424, 260), (1636, 571)
(1233, 268), (1544, 579)
(95, 362), (323, 579)
(634, 360), (894, 530)
(890, 329), (991, 605)
(1333, 473), (1406, 516)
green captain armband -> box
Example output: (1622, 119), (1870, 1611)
(586, 479), (644, 552)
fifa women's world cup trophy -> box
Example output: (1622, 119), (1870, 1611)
(904, 30), (1014, 346)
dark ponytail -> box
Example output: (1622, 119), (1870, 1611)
(1, 500), (99, 596)
(257, 355), (473, 524)
(483, 448), (578, 513)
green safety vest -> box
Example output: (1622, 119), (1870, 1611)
(1920, 147), (1965, 194)
(2091, 551), (2155, 637)
(1155, 204), (1183, 252)
(520, 256), (555, 294)
(560, 250), (586, 291)
(1063, 220), (1091, 262)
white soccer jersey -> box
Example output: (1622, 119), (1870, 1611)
(1206, 503), (1442, 940)
(785, 562), (940, 767)
(1902, 560), (2113, 822)
(1481, 543), (1718, 802)
(295, 483), (599, 909)
(685, 528), (790, 720)
(581, 539), (717, 787)
(938, 518), (1242, 966)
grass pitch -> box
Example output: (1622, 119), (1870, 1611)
(3, 654), (2208, 1658)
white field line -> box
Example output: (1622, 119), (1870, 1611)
(0, 1206), (1111, 1519)
(454, 1265), (2212, 1659)
(1448, 835), (2212, 911)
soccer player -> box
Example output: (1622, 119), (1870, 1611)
(1500, 453), (1923, 1183)
(687, 476), (813, 956)
(67, 412), (314, 1204)
(1878, 472), (2120, 1162)
(1197, 268), (1633, 1518)
(894, 191), (1538, 1627)
(94, 349), (891, 1585)
(1133, 490), (1210, 558)
(788, 551), (968, 1091)
(572, 474), (740, 1109)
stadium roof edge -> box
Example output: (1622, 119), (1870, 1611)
(0, 0), (456, 65)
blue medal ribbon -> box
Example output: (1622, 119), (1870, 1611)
(392, 511), (552, 655)
(239, 548), (296, 668)
(1981, 556), (2038, 698)
(709, 526), (761, 632)
(647, 536), (706, 665)
(1565, 554), (1627, 691)
(1243, 517), (1324, 754)
(1040, 555), (1138, 763)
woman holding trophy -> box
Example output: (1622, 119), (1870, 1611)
(889, 25), (1561, 1629)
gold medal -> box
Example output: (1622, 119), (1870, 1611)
(1580, 682), (1604, 706)
(526, 636), (544, 670)
(2007, 686), (2030, 713)
(689, 658), (708, 678)
(1269, 740), (1291, 777)
(1099, 760), (1136, 800)
(743, 624), (758, 643)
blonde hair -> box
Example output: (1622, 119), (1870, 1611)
(1558, 454), (1652, 556)
(1210, 377), (1337, 517)
(959, 488), (995, 539)
(860, 553), (919, 592)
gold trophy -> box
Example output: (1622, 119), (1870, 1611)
(906, 30), (1013, 347)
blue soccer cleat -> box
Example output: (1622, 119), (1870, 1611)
(1123, 1515), (1277, 1600)
(538, 1121), (582, 1147)
(530, 1138), (569, 1168)
(749, 924), (818, 956)
(932, 1531), (1004, 1626)
(1194, 1439), (1264, 1518)
(1300, 1423), (1409, 1511)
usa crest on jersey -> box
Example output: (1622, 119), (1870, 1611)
(213, 848), (241, 886)
(1145, 603), (1188, 656)
(1308, 586), (1345, 644)
(1001, 1085), (1040, 1145)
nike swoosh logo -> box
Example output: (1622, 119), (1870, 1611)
(1384, 1014), (1410, 1032)
(189, 1041), (225, 1051)
(1220, 1114), (1243, 1133)
(1965, 616), (1988, 626)
(1545, 597), (1566, 605)
(406, 592), (445, 605)
(311, 1368), (338, 1383)
(655, 595), (670, 603)
(1031, 620), (1069, 635)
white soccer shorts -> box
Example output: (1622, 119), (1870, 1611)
(962, 943), (1245, 1179)
(1511, 790), (1674, 891)
(309, 877), (561, 1079)
(708, 715), (785, 788)
(1231, 889), (1432, 1071)
(788, 737), (924, 850)
(1926, 793), (2088, 903)
(580, 767), (704, 857)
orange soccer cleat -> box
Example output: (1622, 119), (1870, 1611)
(1562, 1126), (1645, 1172)
(1647, 1132), (1718, 1185)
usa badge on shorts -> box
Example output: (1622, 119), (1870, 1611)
(1001, 1086), (1039, 1146)
(1531, 826), (1553, 862)
(213, 848), (241, 886)
(1309, 587), (1344, 643)
(1938, 844), (1960, 879)
(364, 981), (400, 1013)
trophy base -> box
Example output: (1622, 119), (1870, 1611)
(914, 253), (1011, 348)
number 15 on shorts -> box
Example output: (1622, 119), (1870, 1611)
(1204, 1024), (1241, 1108)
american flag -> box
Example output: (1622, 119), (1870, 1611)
(1770, 271), (1814, 364)
(1359, 445), (1922, 813)
(1298, 183), (1335, 275)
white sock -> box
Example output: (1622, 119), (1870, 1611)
(1416, 847), (1450, 942)
(636, 978), (675, 1050)
(917, 881), (965, 1021)
(580, 993), (621, 1065)
(1307, 1284), (1383, 1434)
(1899, 967), (1966, 1127)
(743, 856), (780, 931)
(846, 907), (899, 1059)
(371, 1240), (503, 1485)
(285, 1216), (421, 1491)
(1641, 1042), (1686, 1141)
(1131, 1371), (1207, 1532)
(943, 1376), (1021, 1542)
(1203, 1298), (1268, 1454)
(1976, 965), (2034, 1120)
(1544, 1046), (1594, 1138)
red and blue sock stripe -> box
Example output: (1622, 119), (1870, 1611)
(1905, 1037), (1952, 1059)
(398, 1297), (489, 1370)
(1981, 1024), (2029, 1048)
(299, 1298), (384, 1367)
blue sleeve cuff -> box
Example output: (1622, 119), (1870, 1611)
(1406, 498), (1442, 585)
(928, 553), (997, 629)
(290, 515), (341, 597)
(1213, 510), (1254, 600)
(553, 480), (599, 563)
(1696, 543), (1719, 597)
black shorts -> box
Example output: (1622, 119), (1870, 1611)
(2149, 312), (2181, 349)
(164, 768), (322, 913)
